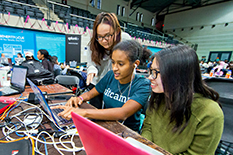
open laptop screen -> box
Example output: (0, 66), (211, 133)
(71, 112), (155, 155)
(15, 58), (24, 65)
(11, 66), (27, 90)
(27, 78), (59, 126)
(0, 58), (8, 65)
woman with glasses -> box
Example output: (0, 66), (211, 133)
(53, 40), (151, 132)
(86, 12), (131, 109)
(141, 45), (223, 154)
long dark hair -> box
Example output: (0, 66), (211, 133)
(89, 12), (121, 65)
(51, 56), (58, 65)
(149, 44), (220, 132)
(38, 49), (53, 62)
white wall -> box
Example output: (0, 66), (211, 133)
(163, 1), (233, 61)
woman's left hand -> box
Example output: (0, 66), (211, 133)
(51, 105), (86, 120)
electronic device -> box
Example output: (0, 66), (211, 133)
(27, 78), (72, 128)
(0, 58), (9, 65)
(125, 137), (164, 155)
(71, 112), (163, 155)
(23, 114), (43, 128)
(15, 58), (24, 65)
(28, 92), (47, 105)
(1, 66), (28, 96)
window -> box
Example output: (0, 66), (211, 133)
(121, 7), (125, 16)
(151, 18), (155, 26)
(117, 5), (120, 15)
(140, 13), (143, 22)
(136, 12), (140, 21)
(91, 0), (95, 7)
(97, 0), (101, 9)
(208, 51), (232, 62)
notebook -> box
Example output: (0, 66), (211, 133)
(27, 78), (73, 127)
(71, 112), (163, 155)
(1, 66), (28, 96)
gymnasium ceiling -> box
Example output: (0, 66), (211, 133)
(125, 0), (230, 16)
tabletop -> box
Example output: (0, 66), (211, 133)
(0, 84), (171, 155)
(10, 83), (73, 98)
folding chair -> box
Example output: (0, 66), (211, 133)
(55, 75), (80, 96)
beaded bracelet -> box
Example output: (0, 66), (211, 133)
(78, 96), (84, 101)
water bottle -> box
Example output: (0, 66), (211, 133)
(209, 69), (214, 77)
(225, 70), (232, 78)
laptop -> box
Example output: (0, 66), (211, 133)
(27, 78), (73, 127)
(1, 66), (28, 96)
(71, 112), (164, 155)
(15, 58), (24, 65)
(0, 58), (9, 65)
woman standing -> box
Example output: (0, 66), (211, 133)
(86, 12), (131, 108)
(141, 45), (224, 154)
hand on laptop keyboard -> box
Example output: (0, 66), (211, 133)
(51, 105), (81, 120)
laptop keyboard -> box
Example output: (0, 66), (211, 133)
(52, 108), (73, 124)
(2, 87), (18, 94)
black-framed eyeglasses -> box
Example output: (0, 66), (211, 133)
(149, 68), (160, 79)
(96, 34), (113, 42)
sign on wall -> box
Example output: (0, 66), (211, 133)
(36, 32), (65, 62)
(0, 31), (35, 61)
(65, 34), (81, 63)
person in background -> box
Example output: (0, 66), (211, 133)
(141, 45), (223, 154)
(52, 56), (69, 77)
(37, 49), (53, 72)
(53, 40), (151, 132)
(86, 12), (131, 109)
(139, 46), (152, 69)
(0, 53), (9, 65)
(15, 53), (25, 65)
(17, 53), (23, 58)
(23, 52), (37, 61)
(1, 53), (5, 58)
(227, 61), (233, 76)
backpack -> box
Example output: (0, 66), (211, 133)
(69, 69), (87, 89)
(21, 59), (54, 85)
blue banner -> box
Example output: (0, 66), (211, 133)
(0, 29), (35, 62)
(0, 26), (66, 63)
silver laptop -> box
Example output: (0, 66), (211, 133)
(27, 78), (73, 127)
(2, 66), (28, 96)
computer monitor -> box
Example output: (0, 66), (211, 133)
(15, 58), (24, 65)
(0, 58), (9, 65)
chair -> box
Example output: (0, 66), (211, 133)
(55, 75), (80, 96)
(16, 8), (25, 17)
(25, 7), (35, 17)
(53, 69), (61, 78)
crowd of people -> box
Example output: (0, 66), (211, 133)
(0, 11), (226, 155)
(200, 59), (233, 77)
